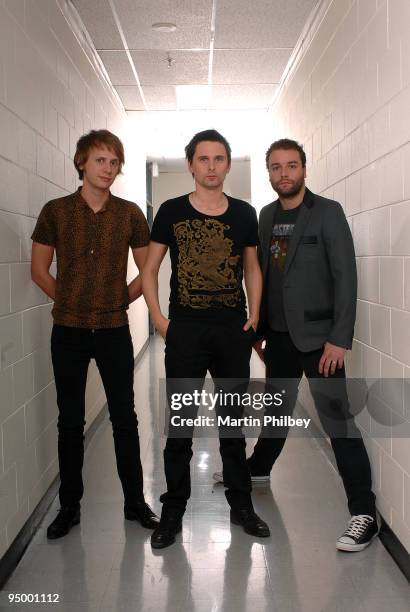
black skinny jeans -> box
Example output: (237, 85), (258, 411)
(249, 330), (376, 518)
(161, 315), (255, 516)
(51, 324), (144, 508)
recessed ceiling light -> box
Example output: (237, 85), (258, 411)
(152, 22), (177, 32)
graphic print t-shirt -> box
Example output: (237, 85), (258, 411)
(150, 194), (259, 319)
(267, 204), (301, 331)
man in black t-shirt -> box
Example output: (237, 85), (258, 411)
(142, 129), (270, 548)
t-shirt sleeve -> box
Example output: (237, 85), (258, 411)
(130, 205), (150, 248)
(150, 202), (172, 245)
(31, 202), (57, 246)
(245, 205), (259, 246)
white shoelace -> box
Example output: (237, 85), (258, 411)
(343, 515), (373, 539)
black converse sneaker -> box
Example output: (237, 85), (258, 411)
(336, 515), (378, 552)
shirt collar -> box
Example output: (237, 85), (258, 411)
(76, 187), (113, 212)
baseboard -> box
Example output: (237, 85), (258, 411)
(378, 518), (410, 582)
(0, 337), (150, 589)
(294, 403), (410, 581)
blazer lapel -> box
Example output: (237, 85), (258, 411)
(283, 202), (313, 275)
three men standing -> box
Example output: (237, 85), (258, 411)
(31, 130), (159, 538)
(31, 128), (377, 553)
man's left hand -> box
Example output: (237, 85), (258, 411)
(319, 342), (346, 377)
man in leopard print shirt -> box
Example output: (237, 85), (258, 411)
(31, 129), (159, 538)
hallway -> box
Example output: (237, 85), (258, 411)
(0, 338), (408, 611)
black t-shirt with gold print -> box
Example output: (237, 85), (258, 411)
(151, 194), (259, 319)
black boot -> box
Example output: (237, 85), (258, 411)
(230, 508), (270, 537)
(47, 507), (80, 539)
(151, 511), (183, 549)
(124, 502), (160, 529)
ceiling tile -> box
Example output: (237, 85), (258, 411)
(99, 51), (136, 85)
(213, 49), (291, 84)
(142, 86), (177, 110)
(113, 0), (213, 49)
(72, 0), (123, 49)
(116, 86), (145, 110)
(214, 0), (317, 49)
(131, 50), (208, 86)
(210, 84), (278, 110)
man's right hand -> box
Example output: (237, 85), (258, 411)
(155, 316), (170, 340)
(253, 338), (265, 362)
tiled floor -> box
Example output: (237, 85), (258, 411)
(1, 337), (409, 611)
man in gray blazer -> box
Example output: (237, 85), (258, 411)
(214, 138), (378, 552)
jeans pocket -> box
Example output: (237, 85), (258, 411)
(243, 325), (256, 343)
(165, 320), (173, 344)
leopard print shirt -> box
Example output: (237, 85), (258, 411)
(31, 189), (149, 328)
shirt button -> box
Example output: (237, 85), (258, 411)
(90, 249), (94, 254)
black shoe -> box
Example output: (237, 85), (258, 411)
(336, 515), (378, 552)
(230, 508), (270, 537)
(151, 514), (183, 549)
(47, 507), (80, 539)
(124, 502), (160, 529)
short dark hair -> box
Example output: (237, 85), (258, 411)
(185, 129), (232, 164)
(74, 129), (125, 180)
(265, 138), (306, 169)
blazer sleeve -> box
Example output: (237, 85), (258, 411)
(322, 202), (357, 349)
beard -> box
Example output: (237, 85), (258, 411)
(271, 176), (305, 199)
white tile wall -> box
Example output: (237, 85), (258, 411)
(360, 162), (380, 210)
(380, 257), (403, 308)
(345, 171), (361, 215)
(380, 454), (404, 516)
(391, 508), (410, 555)
(405, 474), (410, 528)
(12, 355), (34, 409)
(358, 257), (379, 302)
(0, 212), (20, 263)
(405, 258), (410, 310)
(355, 299), (371, 344)
(0, 0), (148, 560)
(0, 467), (18, 531)
(0, 367), (14, 424)
(0, 313), (23, 369)
(0, 265), (11, 315)
(269, 0), (410, 549)
(2, 407), (26, 471)
(391, 201), (410, 256)
(370, 303), (391, 354)
(377, 39), (402, 107)
(380, 149), (404, 206)
(391, 309), (410, 365)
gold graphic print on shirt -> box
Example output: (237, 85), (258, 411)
(174, 218), (241, 309)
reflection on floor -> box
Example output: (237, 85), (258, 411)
(1, 336), (409, 611)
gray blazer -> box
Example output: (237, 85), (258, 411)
(258, 188), (357, 352)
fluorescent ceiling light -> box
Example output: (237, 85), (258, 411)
(176, 85), (212, 110)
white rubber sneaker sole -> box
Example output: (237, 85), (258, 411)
(212, 471), (270, 485)
(336, 533), (378, 552)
